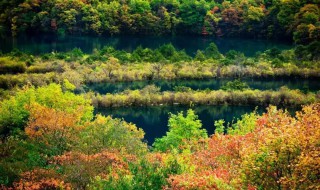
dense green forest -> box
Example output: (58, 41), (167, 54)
(0, 0), (320, 189)
(0, 0), (319, 42)
(1, 0), (319, 61)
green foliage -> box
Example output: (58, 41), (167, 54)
(224, 50), (246, 65)
(153, 109), (208, 152)
(66, 48), (84, 62)
(158, 43), (176, 58)
(204, 42), (222, 60)
(0, 132), (46, 185)
(0, 83), (93, 136)
(130, 0), (151, 14)
(295, 42), (320, 61)
(0, 0), (317, 52)
(214, 119), (225, 135)
(214, 111), (259, 135)
(63, 79), (76, 91)
(221, 79), (250, 91)
(89, 157), (181, 190)
(194, 50), (206, 61)
(76, 115), (147, 155)
(127, 158), (181, 190)
(227, 110), (259, 135)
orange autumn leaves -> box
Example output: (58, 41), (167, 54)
(19, 103), (320, 190)
(1, 81), (319, 190)
(241, 104), (320, 189)
(25, 104), (82, 152)
(13, 169), (72, 190)
(12, 151), (132, 190)
(165, 104), (320, 190)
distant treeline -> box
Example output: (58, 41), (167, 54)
(0, 0), (319, 45)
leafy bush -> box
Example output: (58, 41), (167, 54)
(0, 133), (47, 186)
(153, 109), (208, 152)
(221, 79), (250, 91)
(0, 82), (93, 136)
(205, 42), (222, 59)
(76, 115), (147, 155)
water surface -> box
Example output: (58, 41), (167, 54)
(86, 78), (320, 94)
(97, 105), (297, 145)
(0, 35), (292, 56)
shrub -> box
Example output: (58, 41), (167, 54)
(221, 79), (250, 91)
(76, 115), (147, 155)
(204, 42), (223, 59)
(153, 109), (208, 152)
(0, 83), (93, 136)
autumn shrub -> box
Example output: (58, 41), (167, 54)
(13, 169), (71, 190)
(51, 151), (131, 189)
(240, 104), (320, 189)
(0, 134), (47, 186)
(166, 134), (246, 190)
(167, 103), (320, 190)
(89, 152), (181, 190)
(25, 103), (82, 155)
(3, 151), (131, 189)
(0, 83), (93, 136)
(76, 115), (147, 155)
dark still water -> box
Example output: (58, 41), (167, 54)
(86, 78), (320, 94)
(0, 35), (292, 56)
(96, 105), (297, 145)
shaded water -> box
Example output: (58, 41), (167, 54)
(86, 78), (320, 94)
(97, 105), (297, 145)
(0, 35), (292, 56)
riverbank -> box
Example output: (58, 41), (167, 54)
(91, 87), (319, 108)
(1, 59), (320, 91)
(1, 43), (319, 92)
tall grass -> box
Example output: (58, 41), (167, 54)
(93, 86), (318, 108)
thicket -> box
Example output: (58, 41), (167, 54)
(0, 83), (319, 189)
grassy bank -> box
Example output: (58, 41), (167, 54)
(92, 86), (319, 108)
(0, 44), (320, 91)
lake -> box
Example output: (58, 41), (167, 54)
(86, 78), (320, 94)
(0, 35), (292, 56)
(91, 77), (314, 145)
(0, 34), (306, 145)
(96, 105), (297, 145)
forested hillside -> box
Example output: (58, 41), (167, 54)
(0, 0), (319, 44)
